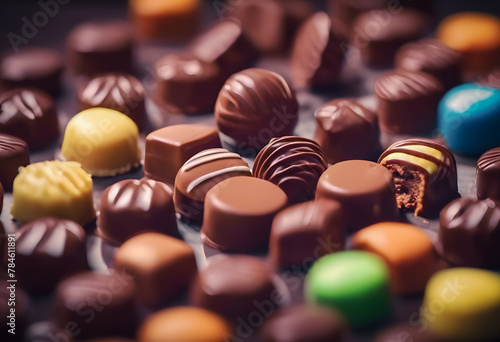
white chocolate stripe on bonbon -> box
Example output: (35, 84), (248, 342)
(187, 166), (251, 193)
(182, 150), (243, 172)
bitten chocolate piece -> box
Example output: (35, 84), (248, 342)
(215, 68), (299, 153)
(253, 136), (328, 204)
(78, 73), (146, 130)
(201, 177), (288, 252)
(190, 20), (259, 77)
(0, 134), (29, 191)
(438, 197), (500, 267)
(477, 147), (500, 201)
(174, 148), (251, 224)
(130, 0), (201, 41)
(138, 307), (232, 342)
(0, 280), (29, 341)
(378, 138), (460, 218)
(99, 179), (178, 244)
(113, 233), (197, 307)
(269, 199), (344, 269)
(0, 88), (59, 149)
(66, 20), (133, 76)
(229, 0), (313, 55)
(144, 124), (222, 185)
(316, 160), (398, 232)
(15, 217), (88, 294)
(314, 99), (380, 164)
(0, 48), (63, 95)
(11, 161), (96, 225)
(152, 53), (223, 115)
(190, 255), (279, 321)
(55, 271), (138, 339)
(291, 12), (344, 89)
(375, 70), (444, 134)
(354, 10), (428, 67)
(395, 38), (462, 90)
(261, 305), (347, 342)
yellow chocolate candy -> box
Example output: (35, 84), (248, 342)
(380, 145), (443, 175)
(61, 108), (141, 177)
(11, 161), (95, 225)
(421, 268), (500, 341)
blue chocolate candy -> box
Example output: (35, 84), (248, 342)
(438, 83), (500, 156)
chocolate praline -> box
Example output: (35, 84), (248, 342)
(314, 98), (380, 164)
(477, 147), (500, 201)
(438, 197), (500, 267)
(253, 136), (327, 204)
(0, 134), (29, 191)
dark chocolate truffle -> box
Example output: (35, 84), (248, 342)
(55, 271), (138, 340)
(438, 197), (500, 267)
(316, 160), (398, 232)
(152, 53), (223, 114)
(15, 217), (88, 294)
(0, 48), (63, 95)
(290, 12), (344, 89)
(269, 199), (345, 269)
(395, 38), (462, 89)
(375, 70), (444, 134)
(0, 134), (29, 191)
(78, 73), (146, 130)
(189, 20), (259, 77)
(477, 147), (500, 201)
(253, 136), (328, 204)
(0, 88), (59, 149)
(314, 99), (380, 164)
(201, 176), (288, 252)
(190, 255), (280, 321)
(378, 138), (460, 217)
(98, 179), (178, 244)
(66, 20), (134, 76)
(215, 68), (299, 154)
(0, 280), (29, 341)
(174, 148), (252, 223)
(261, 305), (347, 342)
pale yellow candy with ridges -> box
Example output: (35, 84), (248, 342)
(421, 268), (500, 340)
(61, 108), (141, 177)
(11, 160), (95, 225)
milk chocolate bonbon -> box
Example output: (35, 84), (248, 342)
(0, 134), (29, 191)
(477, 147), (500, 201)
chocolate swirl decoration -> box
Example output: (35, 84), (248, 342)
(477, 147), (500, 200)
(253, 136), (328, 204)
(378, 138), (459, 217)
(291, 11), (345, 89)
(375, 70), (443, 101)
(215, 68), (299, 151)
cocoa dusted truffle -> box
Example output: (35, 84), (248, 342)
(290, 12), (344, 90)
(0, 134), (29, 191)
(477, 147), (500, 201)
(253, 136), (327, 204)
(378, 138), (460, 218)
(215, 68), (299, 154)
(314, 98), (380, 164)
(375, 70), (444, 134)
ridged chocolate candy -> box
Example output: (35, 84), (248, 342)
(477, 147), (500, 201)
(438, 197), (500, 267)
(291, 12), (344, 89)
(314, 99), (380, 164)
(0, 134), (29, 191)
(253, 136), (327, 204)
(174, 148), (251, 223)
(215, 68), (299, 154)
(379, 138), (459, 217)
(375, 70), (444, 134)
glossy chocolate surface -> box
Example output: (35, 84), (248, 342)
(0, 133), (29, 191)
(253, 136), (327, 204)
(438, 197), (500, 267)
(15, 217), (88, 294)
(174, 148), (251, 223)
(78, 73), (146, 130)
(477, 147), (500, 201)
(314, 98), (380, 164)
(375, 70), (444, 134)
(99, 179), (178, 244)
(215, 68), (299, 154)
(0, 88), (59, 149)
(379, 138), (459, 217)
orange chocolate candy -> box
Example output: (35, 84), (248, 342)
(351, 222), (439, 295)
(438, 12), (500, 75)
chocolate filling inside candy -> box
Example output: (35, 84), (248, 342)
(387, 164), (426, 215)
